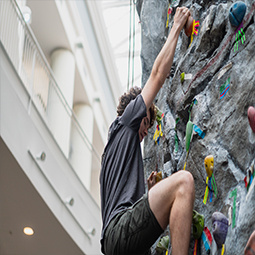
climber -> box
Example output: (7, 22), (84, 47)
(244, 230), (255, 255)
(100, 7), (195, 255)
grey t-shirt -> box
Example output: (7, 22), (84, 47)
(100, 94), (147, 252)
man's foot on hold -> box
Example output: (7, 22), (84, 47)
(248, 106), (255, 133)
(245, 230), (255, 255)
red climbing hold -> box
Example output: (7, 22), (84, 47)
(248, 106), (255, 133)
(185, 15), (193, 37)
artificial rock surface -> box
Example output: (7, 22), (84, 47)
(137, 0), (255, 254)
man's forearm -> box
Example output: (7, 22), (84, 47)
(141, 7), (190, 110)
(151, 24), (181, 87)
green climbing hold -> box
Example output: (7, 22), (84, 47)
(155, 106), (164, 125)
(186, 120), (194, 152)
(192, 210), (205, 240)
(156, 235), (169, 254)
(180, 72), (185, 83)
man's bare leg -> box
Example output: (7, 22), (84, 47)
(148, 170), (195, 255)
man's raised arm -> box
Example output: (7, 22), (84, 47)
(141, 7), (190, 110)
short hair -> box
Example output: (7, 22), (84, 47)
(117, 86), (156, 128)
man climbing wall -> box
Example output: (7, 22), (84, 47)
(100, 7), (195, 255)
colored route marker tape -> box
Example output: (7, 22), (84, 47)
(220, 78), (230, 99)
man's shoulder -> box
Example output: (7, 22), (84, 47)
(107, 116), (122, 141)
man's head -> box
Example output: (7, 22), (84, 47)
(117, 86), (156, 142)
(138, 108), (151, 142)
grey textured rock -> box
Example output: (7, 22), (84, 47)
(139, 0), (255, 254)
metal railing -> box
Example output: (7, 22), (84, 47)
(0, 0), (101, 171)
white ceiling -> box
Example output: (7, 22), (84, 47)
(26, 0), (89, 106)
(101, 0), (142, 90)
(0, 138), (84, 255)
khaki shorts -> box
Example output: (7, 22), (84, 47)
(103, 193), (164, 255)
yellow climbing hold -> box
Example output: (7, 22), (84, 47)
(204, 155), (214, 177)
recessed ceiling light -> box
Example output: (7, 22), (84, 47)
(23, 227), (34, 236)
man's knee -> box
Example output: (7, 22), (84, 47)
(180, 170), (194, 185)
(175, 170), (195, 198)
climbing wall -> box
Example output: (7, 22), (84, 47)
(137, 0), (255, 254)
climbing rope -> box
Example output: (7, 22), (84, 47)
(132, 1), (136, 86)
(127, 0), (136, 90)
(127, 0), (132, 90)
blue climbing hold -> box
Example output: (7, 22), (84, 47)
(229, 1), (247, 27)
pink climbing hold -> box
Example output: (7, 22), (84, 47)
(248, 106), (255, 133)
